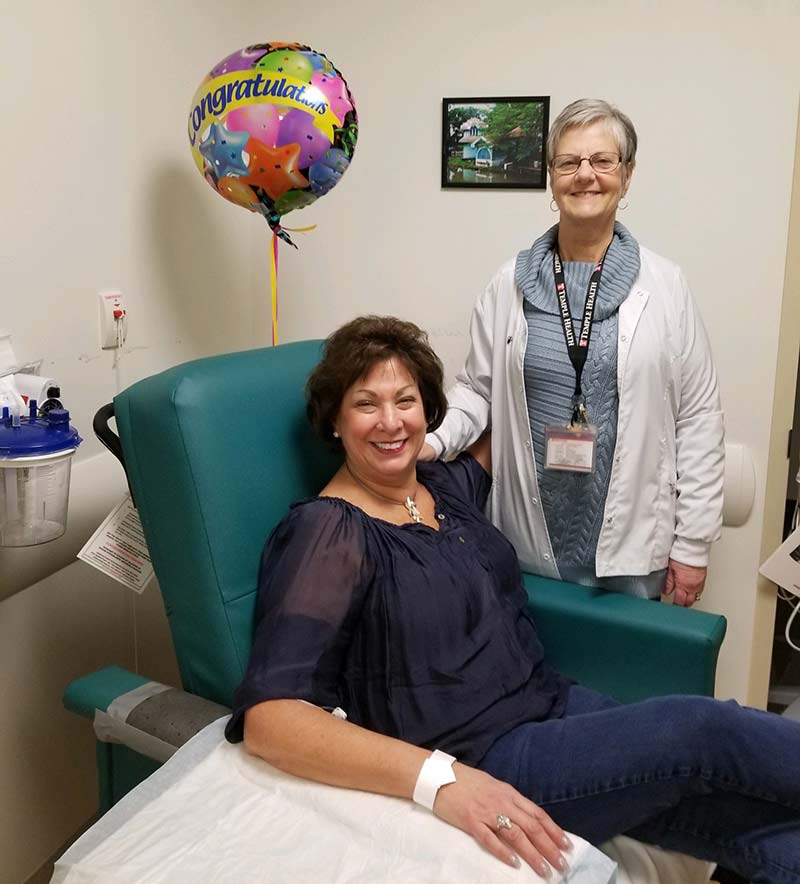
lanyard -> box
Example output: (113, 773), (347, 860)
(552, 243), (610, 424)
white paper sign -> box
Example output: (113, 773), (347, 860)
(759, 523), (800, 598)
(78, 494), (154, 593)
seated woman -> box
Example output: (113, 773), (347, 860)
(226, 316), (799, 882)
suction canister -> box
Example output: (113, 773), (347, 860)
(0, 401), (82, 547)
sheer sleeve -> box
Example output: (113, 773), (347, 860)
(226, 499), (372, 742)
(432, 452), (491, 510)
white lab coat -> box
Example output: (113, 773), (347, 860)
(426, 246), (725, 578)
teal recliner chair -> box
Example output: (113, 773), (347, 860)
(64, 341), (727, 813)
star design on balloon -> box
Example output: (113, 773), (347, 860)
(243, 140), (309, 200)
(199, 121), (249, 180)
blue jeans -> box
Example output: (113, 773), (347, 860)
(478, 684), (800, 882)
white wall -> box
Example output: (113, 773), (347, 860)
(2, 0), (799, 879)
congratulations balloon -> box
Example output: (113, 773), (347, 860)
(188, 41), (358, 245)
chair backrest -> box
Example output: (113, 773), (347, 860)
(114, 341), (340, 706)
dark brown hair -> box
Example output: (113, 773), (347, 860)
(307, 315), (447, 446)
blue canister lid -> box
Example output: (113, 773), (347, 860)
(0, 404), (83, 457)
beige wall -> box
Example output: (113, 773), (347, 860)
(2, 0), (799, 880)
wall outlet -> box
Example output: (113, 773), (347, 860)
(98, 291), (127, 350)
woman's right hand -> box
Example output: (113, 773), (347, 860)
(433, 763), (571, 878)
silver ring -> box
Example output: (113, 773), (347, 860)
(694, 593), (702, 602)
(496, 813), (513, 831)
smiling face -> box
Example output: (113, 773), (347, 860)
(551, 121), (632, 229)
(333, 357), (427, 487)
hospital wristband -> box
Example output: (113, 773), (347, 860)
(412, 749), (457, 810)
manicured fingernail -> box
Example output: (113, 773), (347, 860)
(509, 854), (521, 869)
(539, 861), (552, 879)
(557, 855), (570, 872)
(562, 834), (574, 851)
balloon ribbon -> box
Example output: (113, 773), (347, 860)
(270, 232), (279, 345)
(268, 224), (318, 346)
(281, 224), (317, 233)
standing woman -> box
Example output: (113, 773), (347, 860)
(423, 99), (724, 605)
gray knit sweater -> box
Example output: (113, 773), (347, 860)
(515, 222), (640, 580)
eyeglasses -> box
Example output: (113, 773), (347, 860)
(551, 152), (622, 175)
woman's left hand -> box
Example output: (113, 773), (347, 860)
(664, 559), (707, 607)
(434, 763), (570, 878)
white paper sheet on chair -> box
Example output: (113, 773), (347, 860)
(52, 718), (711, 884)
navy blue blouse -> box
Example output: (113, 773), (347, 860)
(226, 454), (569, 765)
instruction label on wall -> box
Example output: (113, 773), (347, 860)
(78, 495), (154, 593)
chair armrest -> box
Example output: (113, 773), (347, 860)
(64, 665), (231, 761)
(524, 575), (727, 702)
(64, 665), (153, 719)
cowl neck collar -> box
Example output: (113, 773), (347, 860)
(515, 221), (640, 320)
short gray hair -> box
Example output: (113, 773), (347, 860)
(547, 99), (638, 168)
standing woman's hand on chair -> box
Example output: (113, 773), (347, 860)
(417, 442), (437, 462)
(664, 559), (707, 607)
(433, 763), (571, 878)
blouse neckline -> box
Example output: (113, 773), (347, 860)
(312, 476), (447, 536)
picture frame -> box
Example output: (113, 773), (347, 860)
(441, 96), (550, 190)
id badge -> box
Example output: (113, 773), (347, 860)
(544, 423), (597, 473)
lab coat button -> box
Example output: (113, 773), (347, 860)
(532, 497), (538, 505)
(621, 334), (628, 342)
(544, 553), (551, 561)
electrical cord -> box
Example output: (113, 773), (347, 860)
(784, 596), (800, 651)
(110, 312), (138, 675)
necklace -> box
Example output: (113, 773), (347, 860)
(344, 463), (422, 523)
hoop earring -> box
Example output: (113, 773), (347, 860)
(550, 199), (559, 213)
(618, 197), (629, 210)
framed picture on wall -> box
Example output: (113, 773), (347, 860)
(442, 96), (550, 189)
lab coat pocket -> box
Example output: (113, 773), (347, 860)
(653, 443), (678, 559)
